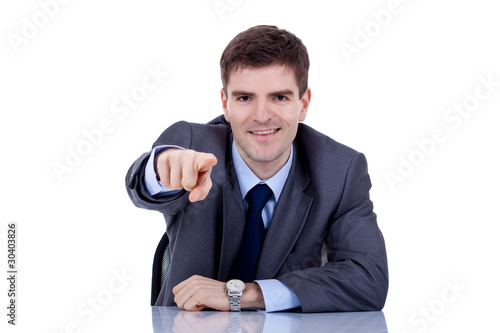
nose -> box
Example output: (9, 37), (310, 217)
(252, 100), (273, 123)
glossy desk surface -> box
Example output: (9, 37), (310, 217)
(152, 306), (388, 333)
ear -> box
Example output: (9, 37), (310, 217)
(221, 88), (230, 122)
(298, 88), (311, 122)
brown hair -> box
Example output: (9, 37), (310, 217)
(220, 25), (310, 97)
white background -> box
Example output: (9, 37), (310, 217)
(1, 0), (499, 332)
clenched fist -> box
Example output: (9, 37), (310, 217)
(155, 149), (217, 202)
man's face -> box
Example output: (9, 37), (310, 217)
(222, 65), (310, 178)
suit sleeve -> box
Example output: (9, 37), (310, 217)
(125, 121), (192, 214)
(277, 153), (389, 312)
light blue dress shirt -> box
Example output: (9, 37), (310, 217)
(144, 142), (301, 312)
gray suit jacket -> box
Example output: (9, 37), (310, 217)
(126, 115), (388, 312)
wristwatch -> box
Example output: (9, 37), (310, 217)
(225, 279), (246, 312)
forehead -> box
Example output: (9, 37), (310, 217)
(227, 65), (299, 94)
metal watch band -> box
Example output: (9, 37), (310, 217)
(229, 293), (242, 312)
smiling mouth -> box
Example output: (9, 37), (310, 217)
(250, 129), (279, 135)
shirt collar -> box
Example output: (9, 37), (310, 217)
(232, 141), (293, 201)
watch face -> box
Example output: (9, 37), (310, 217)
(226, 279), (246, 293)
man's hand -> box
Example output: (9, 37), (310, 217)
(172, 275), (265, 311)
(172, 275), (229, 311)
(156, 149), (217, 202)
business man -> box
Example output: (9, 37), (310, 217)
(126, 25), (388, 313)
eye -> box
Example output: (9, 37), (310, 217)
(274, 95), (287, 102)
(238, 96), (250, 102)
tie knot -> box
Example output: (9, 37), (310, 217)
(246, 184), (273, 213)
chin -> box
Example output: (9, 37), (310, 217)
(247, 149), (284, 164)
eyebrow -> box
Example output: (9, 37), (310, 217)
(230, 89), (296, 98)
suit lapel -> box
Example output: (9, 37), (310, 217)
(217, 135), (246, 281)
(256, 145), (313, 279)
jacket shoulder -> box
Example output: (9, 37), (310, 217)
(296, 123), (360, 160)
(153, 115), (229, 152)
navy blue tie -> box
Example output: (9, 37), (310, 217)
(232, 184), (273, 282)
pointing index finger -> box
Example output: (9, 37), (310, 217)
(196, 153), (217, 172)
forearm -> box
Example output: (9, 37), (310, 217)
(277, 247), (388, 312)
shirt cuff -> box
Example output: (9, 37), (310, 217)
(144, 145), (184, 196)
(255, 279), (301, 312)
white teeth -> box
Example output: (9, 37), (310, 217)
(252, 129), (277, 135)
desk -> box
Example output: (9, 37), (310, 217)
(152, 306), (388, 332)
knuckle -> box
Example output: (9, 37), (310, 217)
(182, 177), (197, 191)
(160, 180), (171, 189)
(169, 177), (182, 190)
(157, 151), (169, 163)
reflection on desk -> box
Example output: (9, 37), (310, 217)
(152, 306), (388, 333)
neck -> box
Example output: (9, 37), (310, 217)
(237, 146), (291, 181)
